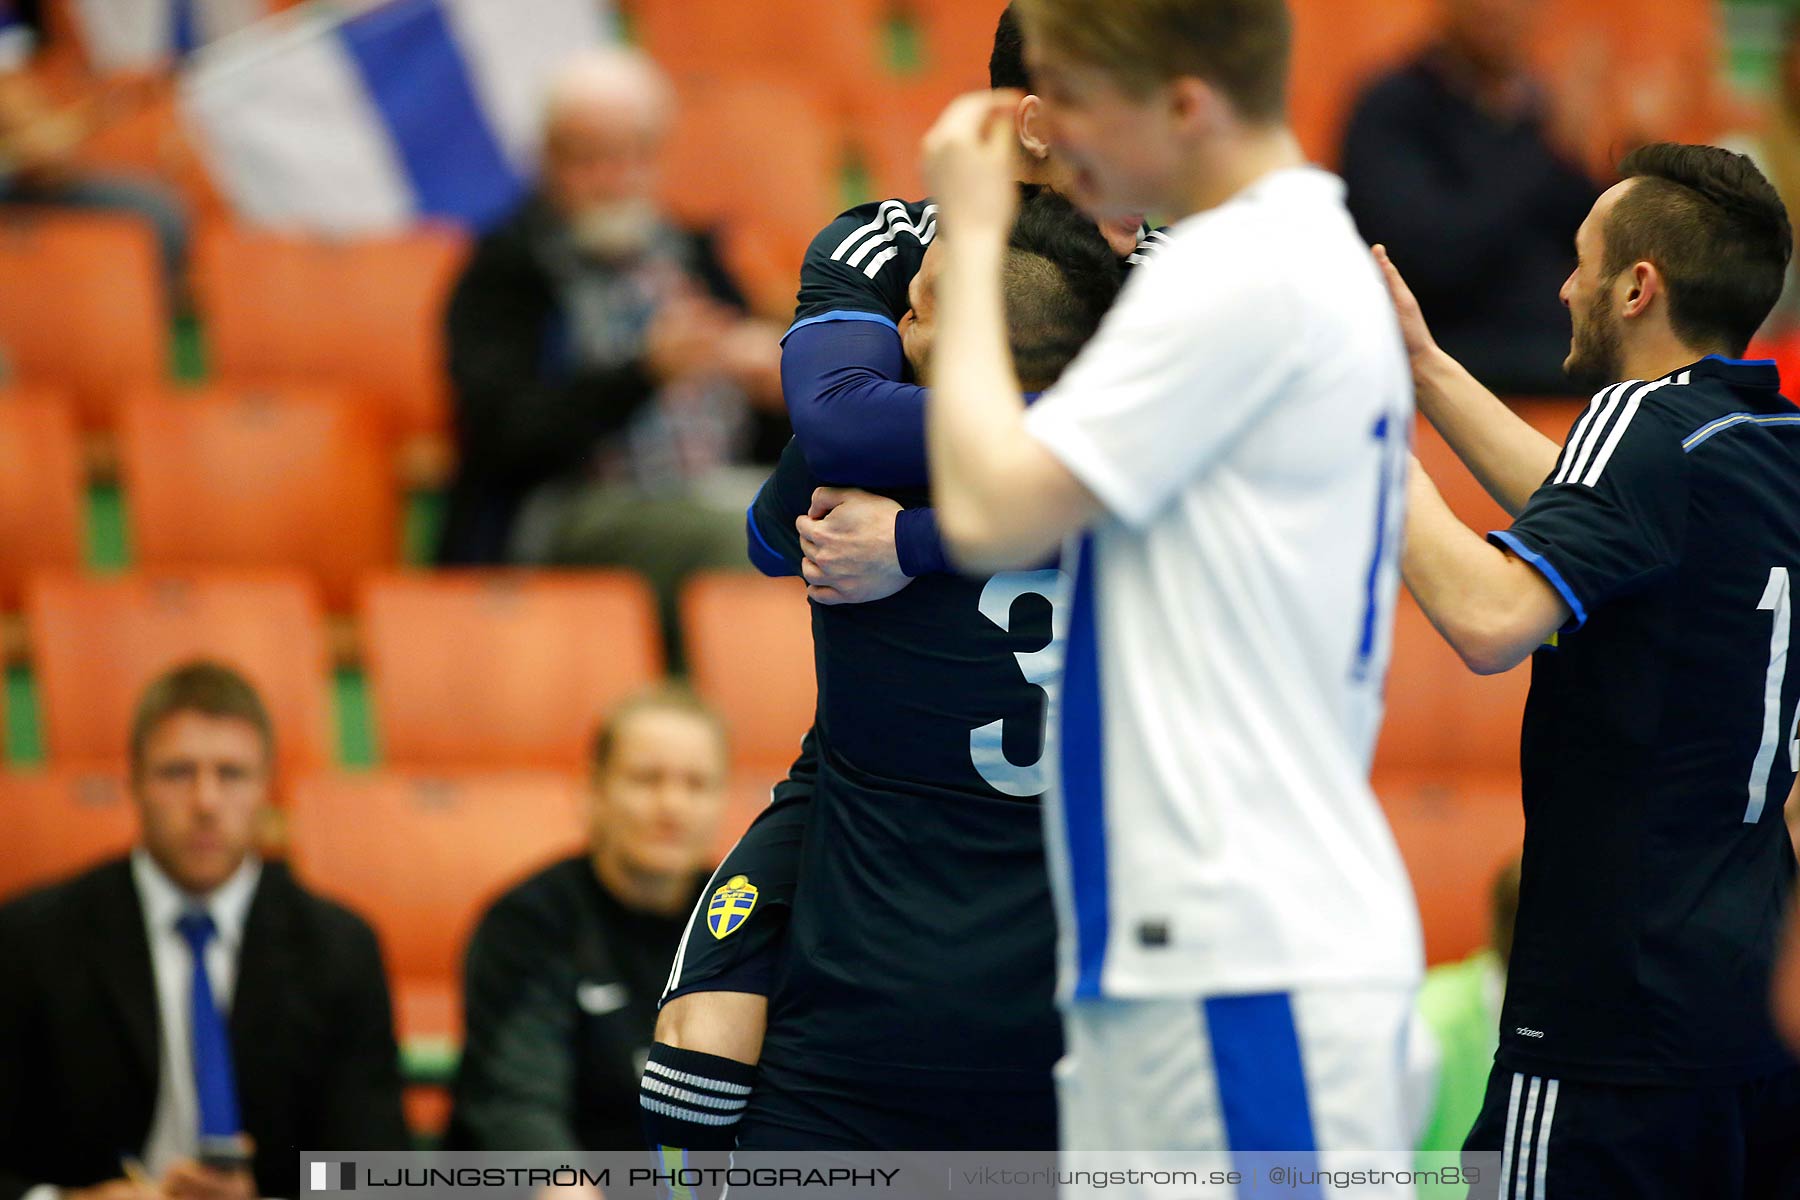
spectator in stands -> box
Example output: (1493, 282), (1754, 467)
(439, 48), (786, 647)
(447, 686), (728, 1151)
(0, 661), (408, 1200)
(1339, 0), (1600, 396)
(0, 1), (189, 290)
(1408, 858), (1520, 1199)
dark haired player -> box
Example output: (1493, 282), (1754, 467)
(1387, 142), (1800, 1197)
(638, 5), (1163, 1164)
(638, 188), (1122, 1163)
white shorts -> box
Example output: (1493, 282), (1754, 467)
(1056, 986), (1418, 1199)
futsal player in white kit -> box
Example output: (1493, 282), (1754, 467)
(919, 1), (1425, 1193)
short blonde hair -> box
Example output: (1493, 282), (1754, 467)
(1016, 0), (1291, 122)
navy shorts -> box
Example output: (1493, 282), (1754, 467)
(1462, 1060), (1800, 1199)
(660, 790), (808, 1006)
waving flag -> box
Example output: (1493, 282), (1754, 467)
(72, 0), (271, 68)
(180, 0), (613, 233)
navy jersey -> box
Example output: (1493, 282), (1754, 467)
(750, 440), (1064, 1090)
(790, 197), (937, 332)
(1493, 355), (1800, 1085)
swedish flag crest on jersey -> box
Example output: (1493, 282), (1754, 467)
(708, 874), (758, 939)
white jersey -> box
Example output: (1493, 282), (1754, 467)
(1024, 166), (1424, 1001)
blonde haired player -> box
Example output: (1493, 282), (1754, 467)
(921, 0), (1423, 1191)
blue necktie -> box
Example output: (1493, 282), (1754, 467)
(175, 910), (242, 1139)
(170, 0), (198, 57)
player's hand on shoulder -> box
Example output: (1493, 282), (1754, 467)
(1372, 244), (1440, 368)
(922, 89), (1023, 242)
(797, 488), (913, 607)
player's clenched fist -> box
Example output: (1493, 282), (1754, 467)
(922, 89), (1024, 240)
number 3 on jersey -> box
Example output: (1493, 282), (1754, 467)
(970, 569), (1070, 797)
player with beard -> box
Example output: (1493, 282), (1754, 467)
(1386, 142), (1800, 1198)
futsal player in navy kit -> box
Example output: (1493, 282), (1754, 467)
(1386, 143), (1800, 1198)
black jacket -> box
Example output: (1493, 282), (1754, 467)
(437, 197), (786, 564)
(0, 859), (409, 1200)
(445, 856), (698, 1151)
(1340, 53), (1599, 396)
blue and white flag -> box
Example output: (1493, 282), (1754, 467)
(180, 0), (613, 233)
(73, 0), (271, 69)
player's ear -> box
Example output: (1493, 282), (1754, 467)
(1623, 260), (1660, 319)
(1016, 93), (1050, 161)
(1168, 76), (1226, 137)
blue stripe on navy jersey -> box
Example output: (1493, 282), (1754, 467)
(781, 308), (900, 345)
(1681, 412), (1800, 453)
(1061, 534), (1110, 999)
(1488, 529), (1589, 630)
(1203, 992), (1321, 1193)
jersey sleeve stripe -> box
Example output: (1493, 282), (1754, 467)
(781, 308), (900, 344)
(861, 246), (900, 278)
(1489, 529), (1589, 629)
(1560, 381), (1641, 486)
(1552, 386), (1617, 485)
(1580, 376), (1672, 486)
(835, 202), (938, 268)
(830, 199), (908, 260)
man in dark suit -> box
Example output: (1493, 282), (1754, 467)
(0, 662), (409, 1200)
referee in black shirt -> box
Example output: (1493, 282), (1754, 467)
(1380, 143), (1800, 1198)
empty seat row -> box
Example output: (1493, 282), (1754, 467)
(5, 569), (815, 776)
(0, 385), (396, 608)
(0, 212), (466, 432)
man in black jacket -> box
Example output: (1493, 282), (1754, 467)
(1339, 0), (1599, 396)
(446, 686), (728, 1151)
(0, 663), (408, 1200)
(438, 47), (786, 648)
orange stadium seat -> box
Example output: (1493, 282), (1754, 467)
(0, 394), (85, 604)
(285, 770), (586, 1043)
(1380, 779), (1525, 965)
(682, 571), (814, 768)
(657, 77), (844, 316)
(0, 766), (135, 903)
(360, 572), (663, 771)
(24, 570), (333, 770)
(0, 210), (167, 428)
(857, 77), (961, 202)
(119, 384), (398, 609)
(907, 0), (1005, 90)
(193, 224), (469, 435)
(70, 81), (231, 222)
(634, 0), (887, 114)
(682, 572), (816, 857)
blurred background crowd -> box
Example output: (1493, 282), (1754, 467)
(1, 0), (1799, 1181)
